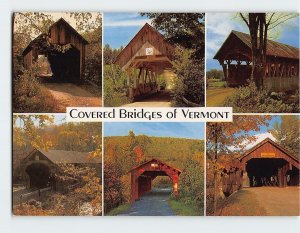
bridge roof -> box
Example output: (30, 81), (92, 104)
(214, 30), (299, 61)
(239, 137), (299, 163)
(129, 158), (181, 174)
(22, 17), (88, 56)
(38, 149), (101, 164)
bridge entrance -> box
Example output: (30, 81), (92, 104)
(25, 163), (51, 189)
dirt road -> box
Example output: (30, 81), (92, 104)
(44, 83), (102, 112)
(248, 187), (300, 216)
(118, 188), (175, 216)
(206, 87), (235, 107)
(121, 90), (171, 107)
(220, 187), (300, 216)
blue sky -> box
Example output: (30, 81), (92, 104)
(104, 13), (151, 49)
(206, 13), (300, 71)
(104, 122), (205, 139)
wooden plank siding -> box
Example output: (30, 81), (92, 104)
(214, 30), (299, 92)
(129, 159), (181, 203)
(22, 18), (88, 82)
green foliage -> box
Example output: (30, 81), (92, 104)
(270, 115), (300, 155)
(171, 47), (205, 107)
(157, 74), (167, 90)
(168, 199), (203, 216)
(103, 44), (122, 65)
(206, 69), (224, 80)
(177, 157), (204, 211)
(104, 64), (131, 106)
(13, 67), (59, 113)
(222, 82), (299, 113)
(141, 13), (205, 59)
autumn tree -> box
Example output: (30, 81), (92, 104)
(206, 115), (272, 214)
(270, 115), (300, 155)
(239, 13), (298, 89)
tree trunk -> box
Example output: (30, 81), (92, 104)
(248, 13), (267, 90)
(213, 123), (219, 214)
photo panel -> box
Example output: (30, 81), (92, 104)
(12, 115), (102, 216)
(103, 13), (205, 107)
(103, 122), (205, 216)
(206, 13), (299, 113)
(206, 115), (300, 216)
(12, 12), (103, 113)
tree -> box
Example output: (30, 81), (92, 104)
(239, 13), (298, 89)
(270, 116), (300, 155)
(206, 115), (272, 214)
(141, 13), (205, 59)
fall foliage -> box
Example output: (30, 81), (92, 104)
(13, 115), (102, 216)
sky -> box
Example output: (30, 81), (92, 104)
(206, 13), (300, 71)
(14, 114), (66, 127)
(238, 115), (281, 150)
(103, 13), (151, 48)
(104, 122), (205, 139)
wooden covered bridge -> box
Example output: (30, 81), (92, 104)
(18, 148), (101, 191)
(219, 138), (300, 196)
(114, 23), (175, 100)
(129, 159), (181, 203)
(22, 18), (88, 83)
(214, 30), (299, 92)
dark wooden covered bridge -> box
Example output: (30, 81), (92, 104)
(22, 18), (88, 83)
(220, 138), (300, 196)
(114, 23), (175, 100)
(214, 30), (299, 92)
(19, 148), (101, 191)
(129, 158), (181, 203)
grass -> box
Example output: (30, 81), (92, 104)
(217, 189), (267, 216)
(206, 87), (236, 107)
(105, 204), (131, 216)
(168, 199), (203, 216)
(207, 80), (227, 88)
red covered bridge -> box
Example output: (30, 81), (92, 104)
(220, 138), (300, 196)
(129, 159), (181, 203)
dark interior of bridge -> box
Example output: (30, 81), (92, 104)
(47, 46), (80, 83)
(246, 158), (287, 187)
(138, 171), (172, 197)
(26, 163), (51, 189)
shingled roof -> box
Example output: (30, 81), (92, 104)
(39, 149), (101, 164)
(214, 30), (299, 60)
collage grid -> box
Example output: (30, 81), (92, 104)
(12, 12), (299, 217)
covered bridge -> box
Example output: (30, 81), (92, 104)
(114, 23), (175, 100)
(214, 30), (299, 91)
(220, 138), (299, 196)
(129, 158), (181, 203)
(22, 18), (89, 83)
(18, 148), (101, 191)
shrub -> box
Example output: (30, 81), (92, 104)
(171, 47), (205, 107)
(13, 66), (58, 113)
(222, 82), (299, 113)
(104, 64), (131, 107)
